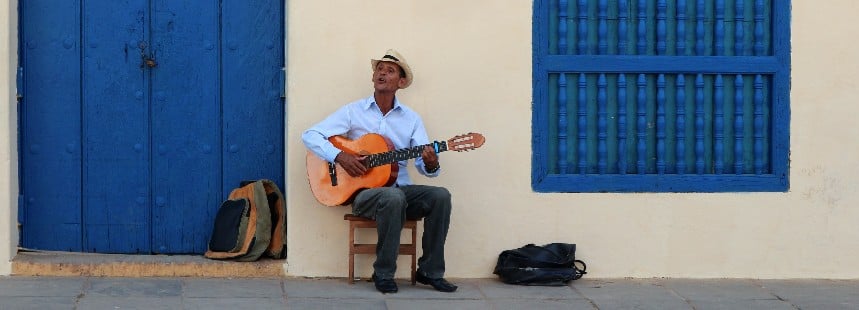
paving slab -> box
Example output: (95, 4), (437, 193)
(478, 278), (580, 300)
(572, 279), (692, 310)
(0, 297), (77, 310)
(661, 279), (796, 310)
(662, 279), (774, 300)
(762, 279), (859, 310)
(183, 278), (283, 298)
(86, 277), (182, 297)
(688, 299), (797, 310)
(76, 296), (182, 310)
(386, 298), (491, 310)
(0, 276), (84, 297)
(286, 298), (386, 310)
(487, 299), (597, 310)
(284, 277), (384, 299)
(184, 297), (285, 309)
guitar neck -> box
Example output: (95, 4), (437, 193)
(365, 141), (448, 168)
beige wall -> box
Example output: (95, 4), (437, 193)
(0, 0), (18, 275)
(285, 0), (859, 279)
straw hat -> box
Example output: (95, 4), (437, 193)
(370, 49), (413, 89)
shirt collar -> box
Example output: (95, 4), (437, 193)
(364, 94), (402, 112)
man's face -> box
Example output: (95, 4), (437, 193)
(372, 61), (406, 92)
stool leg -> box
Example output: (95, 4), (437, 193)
(411, 224), (417, 285)
(349, 253), (355, 284)
(348, 223), (356, 284)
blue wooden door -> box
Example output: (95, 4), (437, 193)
(19, 0), (284, 254)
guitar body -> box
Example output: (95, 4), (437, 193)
(306, 133), (399, 206)
(307, 131), (484, 207)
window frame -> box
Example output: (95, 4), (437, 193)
(531, 0), (791, 192)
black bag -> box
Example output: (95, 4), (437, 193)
(493, 243), (587, 286)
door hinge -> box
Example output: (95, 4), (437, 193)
(17, 194), (24, 224)
(279, 67), (286, 99)
(16, 66), (23, 101)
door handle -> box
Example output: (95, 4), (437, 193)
(143, 55), (158, 68)
(137, 41), (157, 69)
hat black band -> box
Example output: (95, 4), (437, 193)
(382, 55), (400, 62)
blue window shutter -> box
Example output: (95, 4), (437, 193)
(533, 0), (789, 192)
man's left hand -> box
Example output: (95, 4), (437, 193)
(422, 146), (439, 171)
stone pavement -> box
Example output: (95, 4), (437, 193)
(0, 276), (857, 309)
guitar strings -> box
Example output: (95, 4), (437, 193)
(365, 142), (448, 168)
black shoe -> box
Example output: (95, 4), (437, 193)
(371, 273), (398, 293)
(415, 272), (458, 292)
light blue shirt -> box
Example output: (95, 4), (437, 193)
(302, 95), (439, 186)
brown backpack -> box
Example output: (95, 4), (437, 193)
(204, 180), (285, 261)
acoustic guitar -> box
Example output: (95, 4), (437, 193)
(306, 132), (485, 206)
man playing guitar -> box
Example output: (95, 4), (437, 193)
(302, 49), (458, 294)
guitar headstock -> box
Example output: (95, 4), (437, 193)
(446, 132), (485, 152)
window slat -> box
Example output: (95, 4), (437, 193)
(619, 0), (630, 54)
(598, 74), (609, 173)
(676, 74), (687, 174)
(558, 74), (569, 174)
(734, 74), (745, 174)
(656, 74), (667, 173)
(694, 74), (706, 174)
(618, 74), (629, 174)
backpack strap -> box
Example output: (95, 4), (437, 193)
(572, 259), (587, 280)
(229, 181), (271, 262)
(261, 179), (286, 259)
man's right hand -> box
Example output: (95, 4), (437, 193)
(334, 152), (368, 177)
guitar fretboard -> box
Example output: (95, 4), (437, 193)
(365, 141), (448, 168)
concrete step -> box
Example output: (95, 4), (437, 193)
(11, 250), (285, 278)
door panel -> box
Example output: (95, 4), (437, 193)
(150, 0), (221, 254)
(20, 0), (84, 251)
(82, 0), (151, 253)
(222, 0), (285, 195)
(20, 0), (285, 254)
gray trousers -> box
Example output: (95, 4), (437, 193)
(352, 185), (452, 280)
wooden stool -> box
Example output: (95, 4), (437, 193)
(344, 214), (419, 285)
